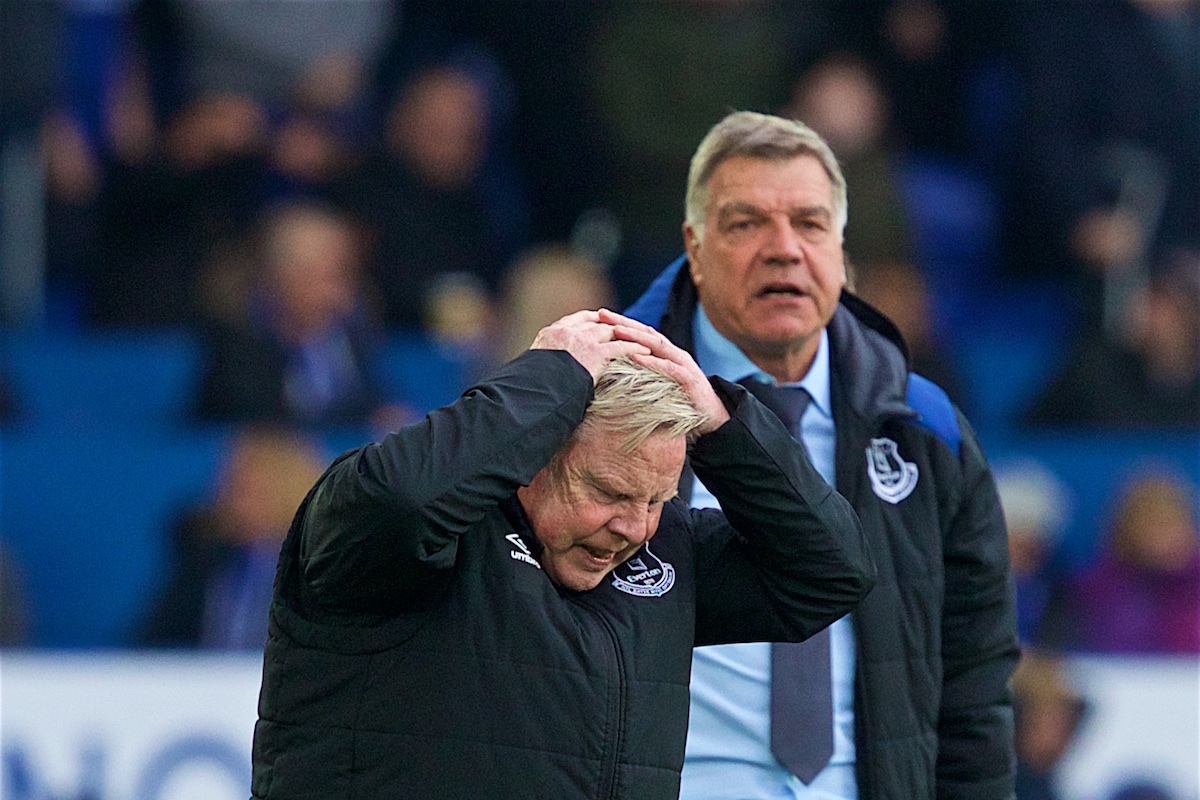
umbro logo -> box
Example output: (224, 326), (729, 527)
(506, 532), (541, 569)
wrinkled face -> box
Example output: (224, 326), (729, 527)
(519, 424), (684, 592)
(685, 154), (846, 373)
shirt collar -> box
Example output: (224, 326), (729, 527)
(693, 304), (832, 418)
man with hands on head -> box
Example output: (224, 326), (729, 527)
(250, 307), (874, 800)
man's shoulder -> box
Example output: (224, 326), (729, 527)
(904, 373), (962, 459)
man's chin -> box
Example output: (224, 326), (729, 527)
(555, 569), (609, 592)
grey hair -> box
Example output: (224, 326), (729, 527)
(685, 110), (848, 242)
(581, 356), (709, 454)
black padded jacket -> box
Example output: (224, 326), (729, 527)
(625, 258), (1020, 800)
(250, 349), (874, 800)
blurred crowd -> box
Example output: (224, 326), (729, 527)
(0, 2), (1197, 797)
(0, 0), (1193, 421)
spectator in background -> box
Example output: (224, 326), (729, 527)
(194, 200), (393, 429)
(586, 0), (839, 305)
(993, 458), (1073, 647)
(813, 0), (1018, 169)
(416, 242), (620, 402)
(851, 258), (968, 412)
(334, 53), (530, 330)
(40, 107), (104, 324)
(87, 85), (272, 326)
(496, 243), (616, 364)
(783, 50), (915, 274)
(135, 426), (326, 649)
(1002, 0), (1200, 329)
(1067, 467), (1200, 654)
(77, 0), (392, 328)
(1012, 651), (1088, 800)
(1023, 259), (1200, 428)
(158, 0), (391, 117)
(263, 57), (366, 206)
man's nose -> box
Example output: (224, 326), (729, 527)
(609, 503), (653, 544)
(762, 217), (803, 262)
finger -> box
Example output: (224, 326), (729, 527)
(613, 324), (689, 364)
(611, 322), (668, 347)
(606, 341), (653, 358)
(629, 352), (681, 376)
(598, 308), (659, 335)
(560, 308), (602, 324)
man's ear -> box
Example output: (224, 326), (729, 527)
(683, 223), (702, 287)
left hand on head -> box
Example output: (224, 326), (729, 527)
(597, 308), (731, 434)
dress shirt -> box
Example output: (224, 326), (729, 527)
(683, 306), (858, 800)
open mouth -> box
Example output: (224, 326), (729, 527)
(579, 545), (618, 568)
(758, 283), (805, 298)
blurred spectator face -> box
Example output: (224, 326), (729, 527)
(425, 273), (495, 346)
(273, 114), (345, 184)
(294, 52), (364, 113)
(500, 245), (615, 361)
(853, 260), (930, 353)
(264, 206), (360, 336)
(387, 67), (489, 189)
(993, 459), (1070, 576)
(884, 0), (948, 62)
(40, 112), (101, 205)
(685, 154), (847, 376)
(1111, 473), (1197, 573)
(790, 53), (888, 159)
(165, 92), (270, 170)
(1127, 273), (1200, 382)
(215, 428), (325, 544)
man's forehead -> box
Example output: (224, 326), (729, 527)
(709, 154), (831, 193)
(571, 428), (684, 491)
(715, 199), (832, 219)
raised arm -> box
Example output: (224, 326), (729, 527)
(684, 378), (874, 646)
(299, 311), (652, 612)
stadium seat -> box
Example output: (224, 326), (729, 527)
(2, 330), (202, 431)
(0, 428), (227, 647)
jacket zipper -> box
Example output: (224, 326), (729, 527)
(576, 600), (626, 799)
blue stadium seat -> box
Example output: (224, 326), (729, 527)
(2, 330), (202, 431)
(375, 332), (481, 417)
(0, 428), (227, 647)
(895, 154), (1001, 337)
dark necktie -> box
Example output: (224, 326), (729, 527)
(737, 377), (835, 784)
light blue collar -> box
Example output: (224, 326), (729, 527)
(693, 304), (832, 419)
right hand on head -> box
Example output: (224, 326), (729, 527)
(529, 309), (652, 380)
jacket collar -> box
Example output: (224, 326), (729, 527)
(633, 256), (915, 427)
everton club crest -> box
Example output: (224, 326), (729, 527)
(865, 437), (919, 504)
(611, 543), (675, 597)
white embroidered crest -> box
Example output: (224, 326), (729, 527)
(610, 544), (675, 597)
(865, 437), (919, 504)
